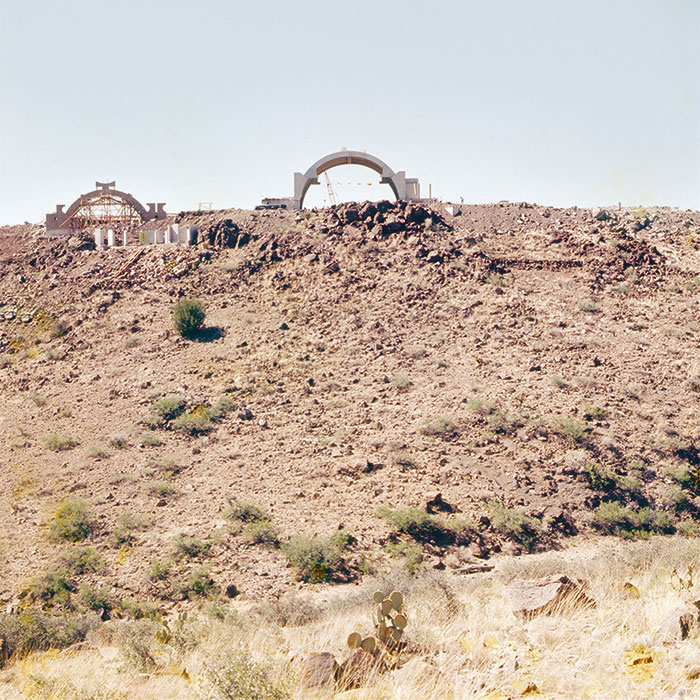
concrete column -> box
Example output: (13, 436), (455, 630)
(123, 230), (129, 246)
(107, 229), (115, 247)
(95, 229), (104, 250)
(155, 230), (164, 244)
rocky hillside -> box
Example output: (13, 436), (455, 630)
(1, 200), (699, 613)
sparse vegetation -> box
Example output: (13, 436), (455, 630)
(592, 503), (675, 538)
(390, 371), (413, 391)
(113, 512), (149, 546)
(42, 433), (78, 452)
(173, 535), (212, 559)
(418, 414), (457, 437)
(58, 546), (104, 575)
(393, 450), (418, 468)
(173, 297), (206, 338)
(552, 415), (590, 444)
(108, 433), (129, 449)
(487, 501), (543, 552)
(404, 344), (428, 359)
(147, 481), (177, 499)
(87, 444), (109, 459)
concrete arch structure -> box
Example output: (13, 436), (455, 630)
(45, 181), (166, 235)
(292, 150), (421, 209)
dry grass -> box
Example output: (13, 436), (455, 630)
(5, 537), (700, 699)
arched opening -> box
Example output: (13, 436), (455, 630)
(302, 164), (397, 209)
(64, 191), (145, 231)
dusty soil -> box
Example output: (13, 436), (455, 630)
(1, 200), (699, 611)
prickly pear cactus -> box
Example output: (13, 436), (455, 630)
(346, 590), (408, 667)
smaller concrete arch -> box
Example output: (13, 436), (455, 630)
(292, 150), (421, 209)
(45, 181), (166, 235)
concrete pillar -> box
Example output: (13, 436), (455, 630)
(107, 229), (115, 247)
(95, 229), (104, 250)
(155, 230), (164, 244)
(123, 230), (129, 246)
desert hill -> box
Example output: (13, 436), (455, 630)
(1, 199), (699, 612)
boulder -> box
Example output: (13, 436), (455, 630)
(301, 652), (339, 690)
(509, 575), (595, 618)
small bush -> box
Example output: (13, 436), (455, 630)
(593, 503), (675, 538)
(195, 651), (289, 700)
(487, 502), (543, 553)
(378, 506), (451, 543)
(226, 500), (270, 524)
(149, 394), (186, 424)
(579, 299), (599, 313)
(148, 559), (171, 582)
(28, 568), (75, 606)
(550, 374), (569, 388)
(668, 465), (700, 493)
(282, 532), (351, 583)
(466, 397), (495, 415)
(180, 566), (216, 598)
(209, 395), (236, 422)
(58, 546), (104, 575)
(78, 583), (113, 612)
(385, 541), (424, 576)
(393, 451), (418, 468)
(49, 499), (93, 542)
(242, 521), (280, 547)
(140, 432), (164, 447)
(108, 433), (129, 449)
(390, 372), (413, 391)
(552, 415), (590, 445)
(173, 298), (206, 339)
(580, 402), (606, 421)
(173, 536), (211, 559)
(42, 434), (78, 452)
(487, 410), (524, 435)
(173, 407), (213, 436)
(30, 393), (46, 407)
(87, 444), (109, 459)
(154, 455), (181, 475)
(418, 415), (457, 437)
(147, 481), (177, 499)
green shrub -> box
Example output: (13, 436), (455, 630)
(195, 651), (289, 700)
(147, 481), (177, 498)
(58, 546), (104, 575)
(173, 536), (211, 559)
(418, 415), (457, 437)
(550, 375), (569, 388)
(49, 499), (93, 542)
(242, 521), (280, 547)
(209, 395), (237, 422)
(385, 540), (424, 576)
(226, 500), (270, 524)
(42, 434), (78, 452)
(108, 433), (129, 449)
(173, 407), (213, 436)
(30, 393), (46, 407)
(580, 402), (606, 421)
(393, 451), (417, 468)
(139, 432), (164, 447)
(552, 415), (590, 445)
(592, 503), (675, 538)
(487, 410), (524, 435)
(148, 559), (171, 582)
(668, 465), (700, 493)
(154, 455), (181, 475)
(487, 502), (543, 553)
(180, 566), (216, 598)
(404, 344), (428, 359)
(87, 444), (109, 459)
(378, 506), (450, 542)
(173, 298), (206, 338)
(27, 569), (75, 606)
(466, 397), (495, 415)
(78, 583), (113, 612)
(150, 394), (186, 422)
(282, 532), (351, 584)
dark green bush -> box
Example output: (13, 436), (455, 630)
(173, 298), (206, 338)
(58, 546), (104, 575)
(487, 502), (543, 552)
(282, 531), (352, 583)
(592, 503), (675, 538)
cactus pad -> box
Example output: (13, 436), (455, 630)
(347, 632), (362, 649)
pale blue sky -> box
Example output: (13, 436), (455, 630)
(1, 0), (698, 223)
